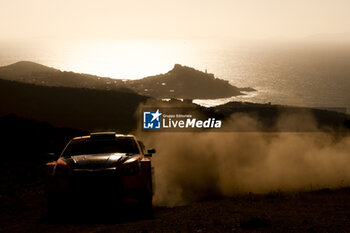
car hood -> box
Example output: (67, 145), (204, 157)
(66, 153), (138, 170)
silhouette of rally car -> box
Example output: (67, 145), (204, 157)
(45, 132), (155, 215)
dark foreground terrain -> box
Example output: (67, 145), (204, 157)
(2, 187), (350, 233)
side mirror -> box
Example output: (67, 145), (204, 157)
(147, 148), (156, 154)
(144, 148), (156, 158)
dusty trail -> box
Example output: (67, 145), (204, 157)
(2, 188), (350, 233)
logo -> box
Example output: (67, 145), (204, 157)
(142, 107), (222, 131)
(143, 109), (162, 129)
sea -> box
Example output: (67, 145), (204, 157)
(1, 39), (350, 113)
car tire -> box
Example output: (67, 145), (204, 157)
(139, 195), (154, 219)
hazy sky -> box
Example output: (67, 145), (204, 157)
(1, 0), (350, 41)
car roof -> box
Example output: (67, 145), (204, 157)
(72, 132), (135, 140)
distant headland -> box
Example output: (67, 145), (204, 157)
(125, 64), (255, 99)
(0, 61), (255, 99)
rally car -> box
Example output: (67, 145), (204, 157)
(45, 132), (155, 216)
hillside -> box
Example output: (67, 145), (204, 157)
(0, 61), (59, 76)
(0, 78), (148, 131)
(0, 61), (128, 91)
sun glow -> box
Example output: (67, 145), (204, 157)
(50, 40), (194, 80)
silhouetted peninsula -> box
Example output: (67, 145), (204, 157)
(126, 64), (254, 99)
(0, 61), (254, 99)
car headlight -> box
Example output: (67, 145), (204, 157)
(54, 159), (72, 176)
(118, 157), (141, 174)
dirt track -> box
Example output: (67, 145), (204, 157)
(2, 188), (350, 233)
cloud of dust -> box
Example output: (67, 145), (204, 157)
(135, 104), (350, 207)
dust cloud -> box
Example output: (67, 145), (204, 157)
(135, 108), (350, 207)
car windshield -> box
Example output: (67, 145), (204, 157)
(61, 137), (139, 157)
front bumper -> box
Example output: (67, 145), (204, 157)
(46, 166), (146, 202)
